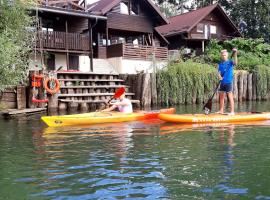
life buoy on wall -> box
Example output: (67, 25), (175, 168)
(43, 77), (60, 94)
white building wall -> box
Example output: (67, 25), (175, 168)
(108, 57), (167, 74)
(79, 56), (91, 72)
(55, 54), (67, 70)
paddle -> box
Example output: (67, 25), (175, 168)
(203, 49), (237, 115)
(107, 87), (125, 105)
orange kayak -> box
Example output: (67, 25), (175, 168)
(41, 108), (175, 127)
(158, 112), (270, 124)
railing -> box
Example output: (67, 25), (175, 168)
(107, 43), (168, 61)
(36, 31), (90, 51)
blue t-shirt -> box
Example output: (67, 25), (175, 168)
(218, 60), (234, 84)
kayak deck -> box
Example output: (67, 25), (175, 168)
(158, 112), (270, 123)
(42, 108), (175, 127)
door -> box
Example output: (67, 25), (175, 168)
(68, 55), (79, 70)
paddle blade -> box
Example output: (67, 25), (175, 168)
(203, 99), (212, 115)
(114, 87), (125, 98)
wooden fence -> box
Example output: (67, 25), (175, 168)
(107, 43), (168, 61)
(36, 31), (90, 51)
(120, 71), (270, 107)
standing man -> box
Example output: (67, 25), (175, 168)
(216, 48), (238, 115)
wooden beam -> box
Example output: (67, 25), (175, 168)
(88, 19), (93, 72)
(65, 20), (69, 69)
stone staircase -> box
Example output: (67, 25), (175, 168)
(55, 71), (140, 111)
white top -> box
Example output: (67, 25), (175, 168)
(117, 98), (133, 113)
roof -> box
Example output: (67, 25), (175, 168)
(156, 3), (242, 37)
(32, 5), (107, 20)
(87, 0), (168, 24)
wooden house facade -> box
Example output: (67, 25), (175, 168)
(30, 0), (107, 72)
(31, 0), (169, 74)
(88, 0), (169, 61)
(156, 3), (242, 54)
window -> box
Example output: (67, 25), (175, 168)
(210, 25), (217, 34)
(46, 54), (55, 71)
(197, 23), (204, 33)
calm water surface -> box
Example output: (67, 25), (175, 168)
(1, 102), (270, 200)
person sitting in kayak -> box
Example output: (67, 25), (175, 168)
(102, 92), (133, 113)
(216, 48), (238, 115)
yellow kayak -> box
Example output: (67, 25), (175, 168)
(158, 112), (270, 124)
(41, 108), (175, 127)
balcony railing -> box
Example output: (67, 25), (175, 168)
(107, 43), (168, 61)
(36, 31), (90, 52)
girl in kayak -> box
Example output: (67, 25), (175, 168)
(102, 92), (133, 113)
(216, 48), (238, 115)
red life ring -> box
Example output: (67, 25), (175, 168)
(32, 97), (49, 103)
(43, 77), (60, 94)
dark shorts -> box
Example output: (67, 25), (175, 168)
(219, 83), (233, 93)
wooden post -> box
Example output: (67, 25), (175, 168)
(17, 85), (26, 110)
(247, 73), (253, 101)
(88, 19), (93, 72)
(65, 20), (69, 69)
(242, 72), (248, 101)
(202, 40), (205, 52)
(252, 73), (257, 101)
(233, 72), (238, 102)
(141, 73), (151, 107)
(238, 71), (244, 102)
(151, 73), (157, 106)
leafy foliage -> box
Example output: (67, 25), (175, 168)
(0, 0), (33, 91)
(156, 61), (218, 105)
(205, 38), (270, 71)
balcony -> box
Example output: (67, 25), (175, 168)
(36, 31), (90, 53)
(107, 43), (168, 61)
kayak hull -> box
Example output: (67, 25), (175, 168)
(158, 112), (270, 124)
(42, 108), (175, 127)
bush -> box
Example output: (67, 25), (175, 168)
(0, 0), (33, 91)
(205, 38), (270, 71)
(157, 61), (218, 105)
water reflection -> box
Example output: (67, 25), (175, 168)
(30, 120), (169, 199)
(202, 124), (249, 196)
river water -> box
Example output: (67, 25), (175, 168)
(1, 102), (270, 200)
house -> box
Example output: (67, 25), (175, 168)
(31, 0), (170, 74)
(156, 3), (242, 55)
(29, 0), (107, 72)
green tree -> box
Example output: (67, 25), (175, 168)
(229, 0), (270, 41)
(0, 0), (33, 91)
(155, 0), (191, 14)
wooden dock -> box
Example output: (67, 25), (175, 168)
(1, 108), (47, 118)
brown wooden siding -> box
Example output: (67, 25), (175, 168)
(36, 31), (90, 52)
(97, 46), (107, 58)
(68, 18), (88, 33)
(106, 43), (168, 61)
(107, 13), (153, 33)
(189, 11), (236, 40)
(107, 43), (123, 58)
